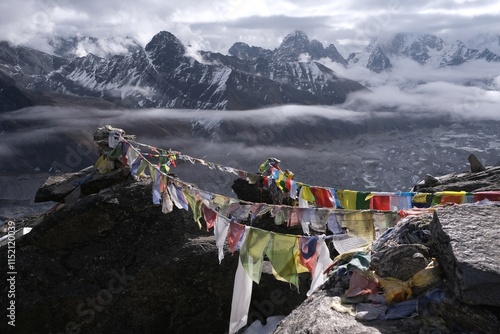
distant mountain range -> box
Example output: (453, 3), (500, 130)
(349, 33), (500, 72)
(1, 30), (499, 111)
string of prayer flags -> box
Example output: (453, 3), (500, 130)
(121, 136), (499, 214)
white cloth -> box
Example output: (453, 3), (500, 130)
(307, 236), (333, 296)
(229, 227), (253, 334)
(162, 191), (173, 214)
(108, 131), (121, 148)
(167, 183), (183, 210)
(214, 214), (230, 264)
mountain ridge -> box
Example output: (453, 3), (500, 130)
(2, 30), (499, 111)
(348, 32), (500, 72)
(0, 30), (367, 111)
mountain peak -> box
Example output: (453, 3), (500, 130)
(284, 30), (309, 42)
(228, 42), (272, 61)
(145, 31), (186, 60)
(274, 31), (311, 61)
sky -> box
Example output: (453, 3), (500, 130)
(2, 0), (500, 55)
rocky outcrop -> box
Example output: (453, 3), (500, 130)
(429, 206), (500, 307)
(275, 204), (500, 334)
(413, 165), (500, 193)
(468, 153), (486, 173)
(0, 171), (310, 334)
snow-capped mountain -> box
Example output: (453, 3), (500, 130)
(202, 31), (363, 105)
(349, 33), (500, 72)
(48, 36), (143, 59)
(0, 31), (366, 111)
(466, 32), (500, 55)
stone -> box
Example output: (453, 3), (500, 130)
(413, 165), (500, 192)
(275, 204), (500, 333)
(429, 205), (500, 307)
(423, 174), (439, 186)
(371, 244), (431, 281)
(93, 125), (135, 156)
(34, 166), (130, 203)
(468, 153), (486, 173)
(273, 289), (424, 334)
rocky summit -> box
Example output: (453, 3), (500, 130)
(1, 128), (499, 334)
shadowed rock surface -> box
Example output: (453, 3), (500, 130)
(430, 206), (500, 307)
(0, 171), (309, 334)
(468, 153), (486, 173)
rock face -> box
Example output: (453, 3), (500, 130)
(0, 172), (310, 334)
(429, 206), (500, 307)
(0, 71), (34, 112)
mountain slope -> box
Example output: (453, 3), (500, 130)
(0, 31), (366, 110)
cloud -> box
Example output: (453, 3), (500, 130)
(344, 81), (500, 121)
(1, 1), (500, 55)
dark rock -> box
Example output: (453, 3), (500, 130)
(366, 45), (392, 73)
(429, 206), (500, 307)
(34, 166), (130, 203)
(0, 70), (34, 112)
(371, 244), (431, 281)
(231, 177), (272, 204)
(430, 294), (500, 334)
(423, 174), (439, 186)
(413, 165), (500, 192)
(228, 42), (273, 61)
(1, 178), (308, 334)
(468, 153), (486, 173)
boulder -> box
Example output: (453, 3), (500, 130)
(429, 205), (500, 307)
(468, 153), (486, 173)
(34, 166), (130, 203)
(371, 244), (431, 281)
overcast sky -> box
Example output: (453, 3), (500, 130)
(2, 0), (499, 54)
